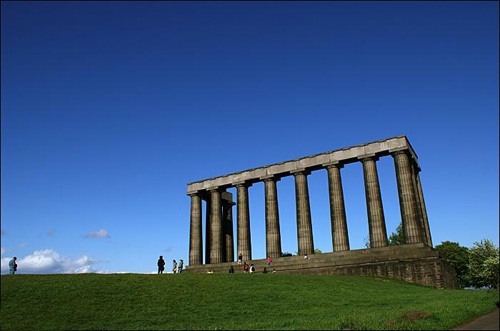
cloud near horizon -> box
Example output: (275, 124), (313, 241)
(0, 249), (101, 274)
(85, 229), (110, 238)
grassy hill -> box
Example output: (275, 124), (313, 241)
(1, 273), (497, 330)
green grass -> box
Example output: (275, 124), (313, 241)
(1, 273), (498, 330)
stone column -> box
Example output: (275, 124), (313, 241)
(392, 151), (423, 244)
(293, 170), (314, 255)
(188, 193), (203, 266)
(415, 169), (432, 247)
(209, 189), (223, 264)
(410, 162), (427, 246)
(264, 176), (282, 259)
(222, 194), (235, 262)
(326, 163), (350, 252)
(205, 196), (211, 264)
(361, 156), (388, 248)
(236, 183), (252, 261)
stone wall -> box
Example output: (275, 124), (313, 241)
(185, 243), (459, 289)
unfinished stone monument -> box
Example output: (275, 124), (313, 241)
(185, 135), (458, 288)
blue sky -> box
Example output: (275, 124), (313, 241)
(1, 1), (498, 274)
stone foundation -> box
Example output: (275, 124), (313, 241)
(185, 243), (458, 289)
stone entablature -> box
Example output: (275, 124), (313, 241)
(187, 135), (418, 194)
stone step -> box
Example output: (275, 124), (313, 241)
(185, 243), (437, 274)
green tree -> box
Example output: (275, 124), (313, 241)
(435, 241), (470, 287)
(388, 223), (405, 246)
(468, 239), (499, 289)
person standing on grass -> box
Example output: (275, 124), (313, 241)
(177, 259), (184, 273)
(157, 256), (165, 274)
(172, 260), (177, 273)
(9, 257), (17, 275)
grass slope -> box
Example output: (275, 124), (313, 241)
(1, 273), (498, 330)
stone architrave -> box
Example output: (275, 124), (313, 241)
(264, 176), (282, 259)
(236, 183), (252, 261)
(188, 193), (203, 266)
(326, 163), (349, 252)
(361, 157), (388, 248)
(293, 170), (314, 255)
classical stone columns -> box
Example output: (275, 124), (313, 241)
(188, 194), (203, 266)
(264, 176), (282, 259)
(293, 170), (314, 255)
(236, 183), (252, 261)
(392, 151), (424, 244)
(361, 157), (388, 248)
(209, 189), (223, 264)
(222, 196), (235, 263)
(415, 171), (432, 246)
(205, 197), (211, 264)
(326, 163), (350, 252)
(187, 136), (435, 268)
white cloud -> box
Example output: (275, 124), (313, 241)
(1, 247), (5, 256)
(85, 229), (110, 238)
(0, 249), (101, 274)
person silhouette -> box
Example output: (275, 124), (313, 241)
(157, 256), (165, 274)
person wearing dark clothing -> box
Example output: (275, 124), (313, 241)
(173, 260), (178, 273)
(157, 256), (165, 274)
(228, 265), (234, 273)
(9, 257), (17, 275)
(178, 259), (184, 273)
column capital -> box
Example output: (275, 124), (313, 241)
(390, 149), (409, 157)
(392, 149), (421, 172)
(235, 181), (253, 188)
(324, 161), (344, 170)
(291, 169), (311, 176)
(260, 174), (282, 182)
(358, 154), (379, 162)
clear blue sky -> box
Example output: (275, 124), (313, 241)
(1, 1), (498, 274)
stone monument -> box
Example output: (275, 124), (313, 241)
(185, 135), (458, 288)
